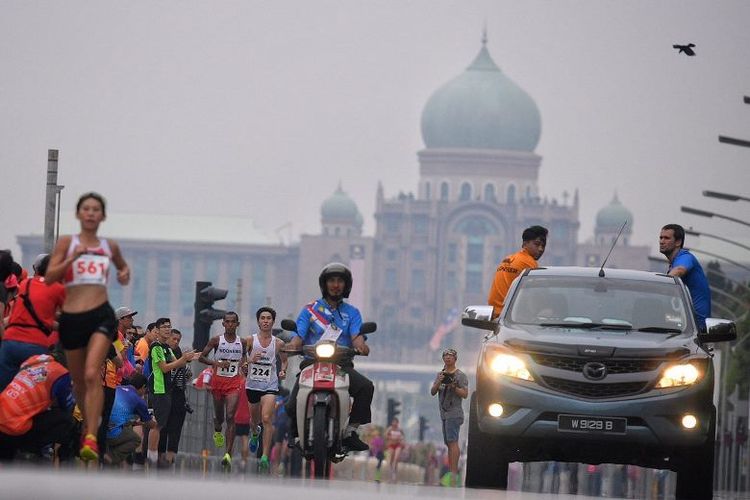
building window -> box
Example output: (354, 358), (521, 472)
(465, 270), (483, 293)
(412, 249), (425, 261)
(251, 261), (266, 310)
(204, 255), (219, 283)
(467, 241), (484, 265)
(484, 184), (496, 202)
(447, 243), (457, 263)
(446, 271), (457, 290)
(440, 182), (449, 201)
(385, 215), (400, 233)
(413, 215), (429, 234)
(180, 255), (195, 317)
(385, 269), (397, 290)
(155, 255), (171, 315)
(459, 182), (472, 201)
(387, 249), (397, 261)
(411, 269), (426, 292)
(130, 253), (148, 316)
(507, 185), (516, 204)
(425, 182), (431, 200)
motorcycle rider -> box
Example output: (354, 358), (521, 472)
(285, 262), (373, 452)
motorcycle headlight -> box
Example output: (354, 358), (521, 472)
(656, 363), (701, 388)
(315, 342), (336, 358)
(487, 351), (533, 381)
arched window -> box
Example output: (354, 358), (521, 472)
(459, 182), (472, 201)
(525, 186), (532, 201)
(440, 182), (449, 201)
(507, 185), (516, 204)
(425, 182), (431, 200)
(484, 184), (496, 202)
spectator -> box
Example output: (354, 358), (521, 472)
(135, 322), (157, 377)
(158, 328), (192, 467)
(487, 225), (548, 318)
(0, 250), (17, 341)
(429, 348), (469, 487)
(370, 428), (385, 482)
(0, 354), (76, 461)
(0, 254), (65, 391)
(106, 373), (154, 468)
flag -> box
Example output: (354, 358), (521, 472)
(429, 308), (460, 351)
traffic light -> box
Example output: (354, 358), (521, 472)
(387, 398), (401, 424)
(193, 281), (228, 351)
(419, 416), (429, 442)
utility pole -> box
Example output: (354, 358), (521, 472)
(44, 149), (60, 252)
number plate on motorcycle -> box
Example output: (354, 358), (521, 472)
(314, 372), (334, 382)
(557, 414), (626, 434)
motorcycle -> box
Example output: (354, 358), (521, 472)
(280, 318), (377, 478)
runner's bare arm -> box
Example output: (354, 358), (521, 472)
(45, 236), (78, 284)
(277, 338), (288, 378)
(198, 336), (220, 366)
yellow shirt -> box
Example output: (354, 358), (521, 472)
(487, 247), (538, 317)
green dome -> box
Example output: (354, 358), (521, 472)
(596, 194), (633, 232)
(321, 185), (362, 221)
(420, 39), (541, 151)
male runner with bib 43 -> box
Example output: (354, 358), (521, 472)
(199, 311), (246, 467)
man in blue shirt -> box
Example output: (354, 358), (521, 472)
(286, 262), (373, 452)
(660, 224), (712, 330)
(106, 373), (155, 466)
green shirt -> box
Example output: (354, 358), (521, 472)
(149, 342), (174, 395)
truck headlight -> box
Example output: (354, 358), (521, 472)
(488, 353), (533, 381)
(656, 363), (701, 388)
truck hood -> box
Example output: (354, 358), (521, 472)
(499, 324), (696, 359)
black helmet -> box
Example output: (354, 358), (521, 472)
(318, 262), (353, 299)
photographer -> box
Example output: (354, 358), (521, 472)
(430, 348), (468, 487)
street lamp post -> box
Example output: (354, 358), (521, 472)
(686, 229), (750, 253)
(703, 191), (750, 204)
(681, 206), (750, 230)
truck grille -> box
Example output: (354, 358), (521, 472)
(541, 376), (648, 398)
(531, 354), (662, 374)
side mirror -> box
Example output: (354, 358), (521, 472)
(698, 318), (737, 343)
(280, 319), (298, 333)
(461, 305), (497, 332)
(361, 322), (377, 335)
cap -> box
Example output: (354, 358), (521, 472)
(115, 306), (138, 320)
(442, 348), (458, 359)
(32, 254), (49, 273)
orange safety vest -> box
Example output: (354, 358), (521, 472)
(0, 354), (68, 436)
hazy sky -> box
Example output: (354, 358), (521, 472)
(2, 1), (749, 262)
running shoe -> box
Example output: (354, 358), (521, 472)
(79, 433), (99, 462)
(248, 426), (260, 454)
(221, 453), (232, 467)
(213, 431), (225, 448)
(258, 455), (270, 472)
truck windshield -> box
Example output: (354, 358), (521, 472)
(507, 276), (689, 333)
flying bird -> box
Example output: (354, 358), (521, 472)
(673, 43), (696, 56)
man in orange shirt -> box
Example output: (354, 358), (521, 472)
(487, 226), (548, 318)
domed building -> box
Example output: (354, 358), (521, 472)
(576, 193), (650, 269)
(320, 183), (364, 237)
(372, 35), (580, 337)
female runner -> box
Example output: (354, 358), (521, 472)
(46, 192), (130, 461)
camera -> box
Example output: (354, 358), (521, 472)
(442, 371), (454, 384)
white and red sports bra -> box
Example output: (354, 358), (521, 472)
(63, 234), (112, 287)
